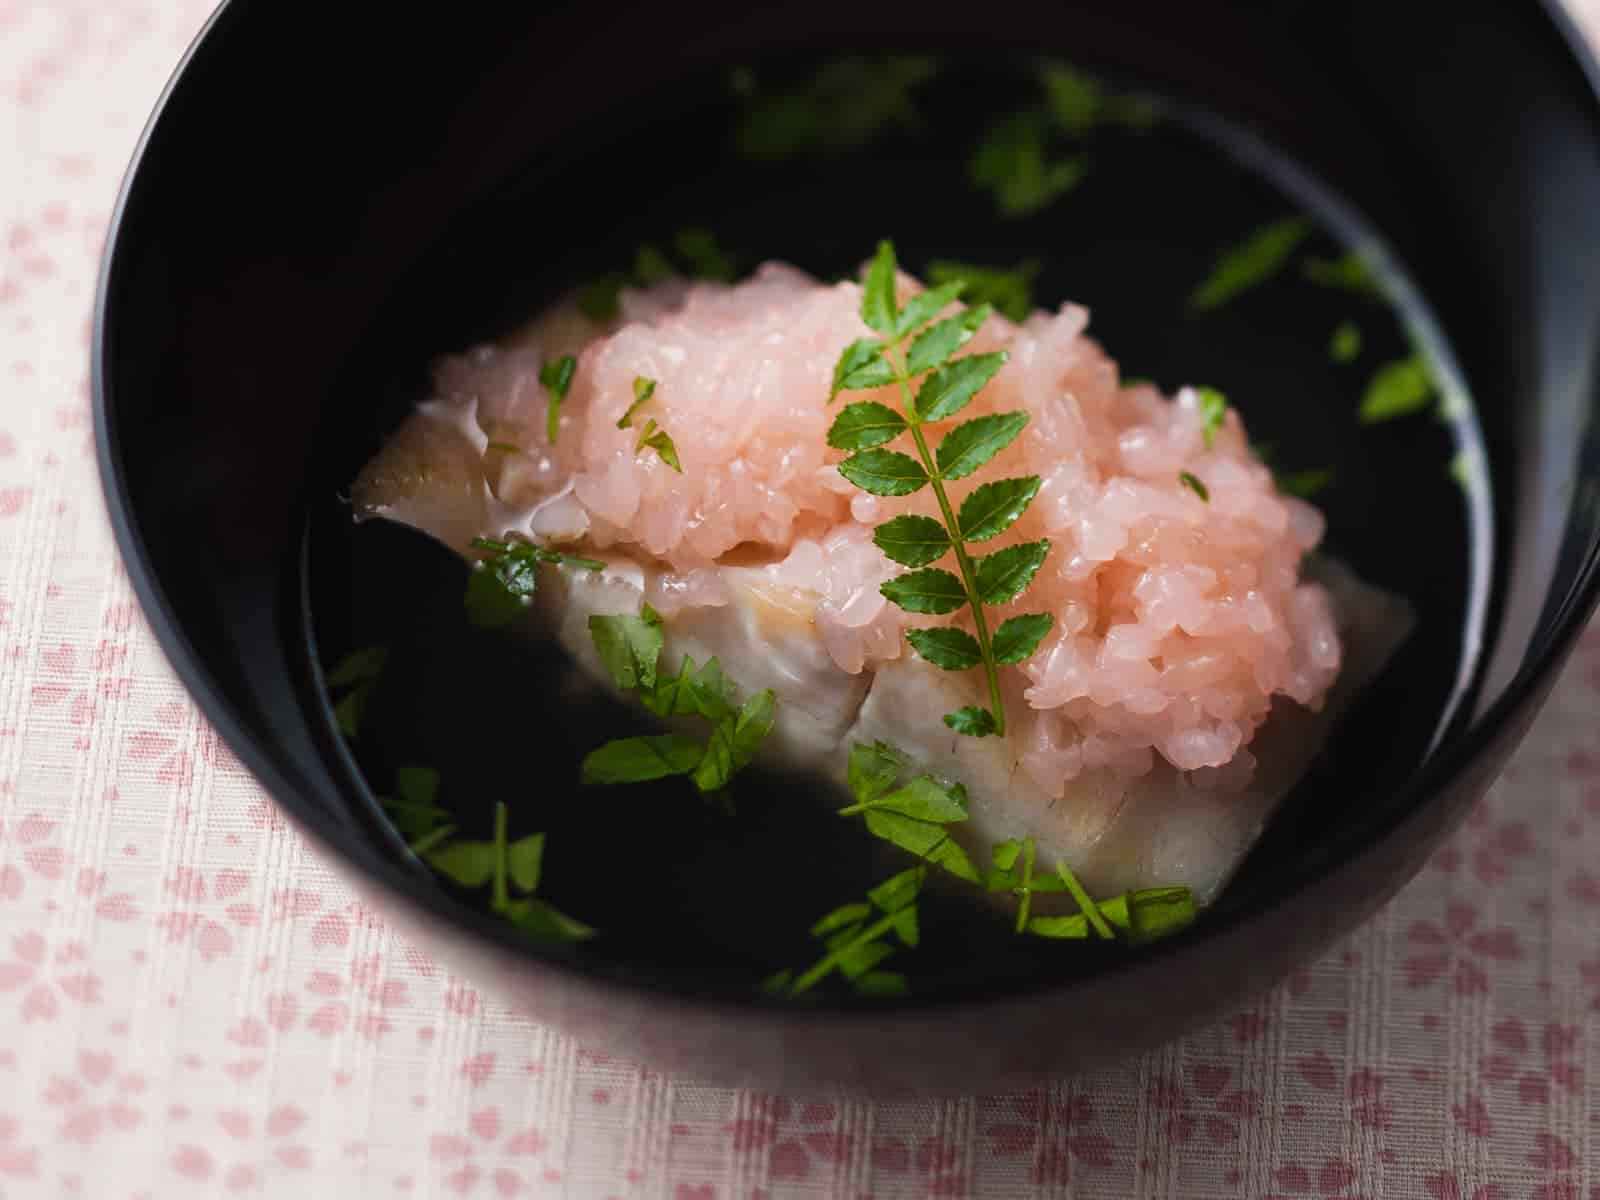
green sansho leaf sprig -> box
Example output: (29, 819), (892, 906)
(465, 537), (604, 630)
(763, 866), (925, 998)
(829, 240), (1053, 738)
(580, 605), (776, 802)
(326, 646), (387, 739)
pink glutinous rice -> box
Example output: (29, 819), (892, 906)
(429, 262), (1341, 797)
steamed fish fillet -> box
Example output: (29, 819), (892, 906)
(351, 263), (1412, 907)
(544, 551), (1406, 905)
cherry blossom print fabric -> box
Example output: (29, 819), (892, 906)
(2, 2), (1600, 1197)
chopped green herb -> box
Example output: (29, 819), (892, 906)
(1179, 471), (1210, 501)
(1302, 252), (1381, 298)
(381, 766), (449, 839)
(1329, 321), (1362, 364)
(1359, 355), (1434, 424)
(1187, 216), (1311, 312)
(1196, 386), (1228, 449)
(582, 609), (775, 803)
(580, 734), (705, 785)
(1028, 885), (1196, 944)
(327, 647), (387, 689)
(970, 111), (1088, 218)
(618, 376), (656, 430)
(327, 647), (387, 739)
(830, 241), (1052, 736)
(576, 272), (628, 322)
(733, 57), (937, 160)
(635, 417), (683, 473)
(1275, 467), (1334, 499)
(1039, 62), (1160, 135)
(765, 867), (926, 996)
(837, 742), (979, 881)
(1052, 860), (1115, 939)
(691, 688), (778, 794)
(639, 654), (736, 722)
(407, 824), (457, 859)
(425, 839), (498, 889)
(465, 537), (604, 629)
(672, 228), (736, 282)
(416, 802), (593, 942)
(540, 355), (576, 444)
(847, 741), (907, 805)
(588, 606), (666, 693)
(633, 243), (674, 286)
(924, 259), (1040, 323)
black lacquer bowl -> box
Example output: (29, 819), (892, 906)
(94, 0), (1600, 1095)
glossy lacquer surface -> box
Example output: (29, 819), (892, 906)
(96, 0), (1600, 1092)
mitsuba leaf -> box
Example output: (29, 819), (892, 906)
(580, 735), (703, 785)
(587, 607), (664, 692)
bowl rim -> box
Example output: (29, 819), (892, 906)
(92, 0), (1600, 1027)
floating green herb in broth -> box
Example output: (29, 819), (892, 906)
(924, 258), (1040, 323)
(326, 646), (386, 739)
(731, 56), (938, 160)
(1187, 216), (1311, 312)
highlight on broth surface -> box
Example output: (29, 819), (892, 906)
(343, 240), (1411, 994)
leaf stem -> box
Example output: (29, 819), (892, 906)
(886, 345), (1007, 735)
(1056, 861), (1116, 940)
(491, 802), (510, 914)
(408, 825), (457, 858)
(1013, 836), (1036, 933)
(789, 911), (900, 995)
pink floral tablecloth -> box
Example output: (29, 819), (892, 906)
(4, 3), (1600, 1197)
